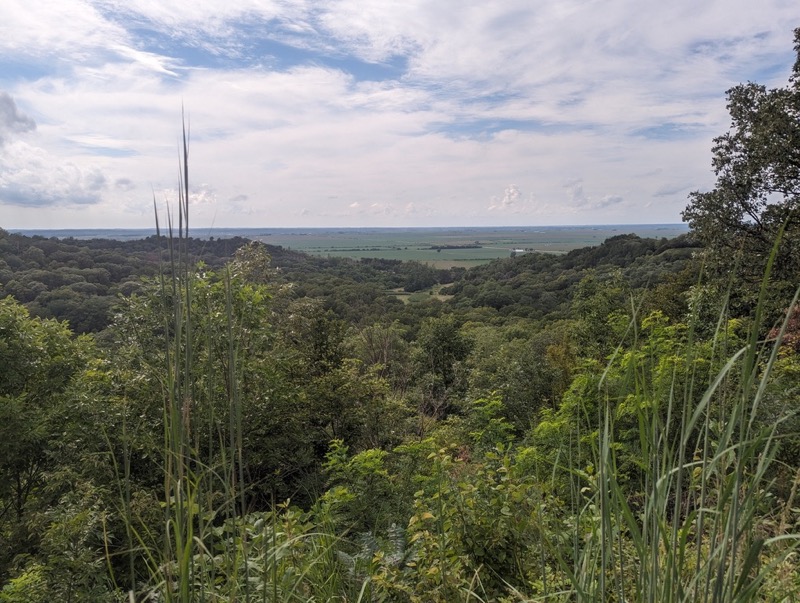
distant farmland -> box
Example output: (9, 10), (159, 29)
(12, 224), (690, 268)
(247, 224), (690, 267)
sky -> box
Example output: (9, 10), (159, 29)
(1, 1), (799, 229)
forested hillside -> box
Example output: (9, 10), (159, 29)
(1, 32), (800, 603)
(0, 228), (697, 334)
(1, 219), (797, 602)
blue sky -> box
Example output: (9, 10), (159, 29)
(0, 1), (798, 228)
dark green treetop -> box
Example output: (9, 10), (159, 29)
(683, 27), (800, 296)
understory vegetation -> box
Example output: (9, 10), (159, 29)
(2, 29), (800, 603)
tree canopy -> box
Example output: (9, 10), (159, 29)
(683, 27), (800, 294)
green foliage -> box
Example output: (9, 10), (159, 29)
(443, 233), (699, 320)
(323, 440), (395, 533)
(0, 228), (250, 333)
(350, 321), (413, 392)
(413, 315), (473, 418)
(463, 322), (578, 432)
(0, 298), (96, 580)
(683, 27), (800, 316)
(0, 565), (49, 603)
(3, 237), (798, 601)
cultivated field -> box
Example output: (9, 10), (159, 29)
(248, 224), (689, 267)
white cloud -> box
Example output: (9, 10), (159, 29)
(115, 177), (136, 191)
(0, 0), (136, 72)
(0, 92), (36, 144)
(0, 92), (112, 208)
(1, 1), (798, 226)
(0, 140), (107, 206)
(564, 179), (625, 212)
(488, 184), (523, 212)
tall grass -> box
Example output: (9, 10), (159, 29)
(150, 115), (199, 603)
(557, 232), (800, 601)
(122, 119), (358, 603)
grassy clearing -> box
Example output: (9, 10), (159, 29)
(390, 285), (454, 304)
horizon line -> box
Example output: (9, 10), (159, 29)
(8, 223), (690, 232)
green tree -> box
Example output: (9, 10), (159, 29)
(0, 298), (93, 580)
(413, 315), (472, 418)
(351, 321), (411, 391)
(571, 269), (630, 356)
(105, 265), (323, 507)
(682, 27), (800, 310)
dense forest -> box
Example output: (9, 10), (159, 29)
(1, 32), (800, 603)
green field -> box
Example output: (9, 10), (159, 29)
(13, 224), (690, 268)
(249, 224), (689, 267)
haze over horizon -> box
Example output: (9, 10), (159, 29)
(1, 1), (798, 229)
